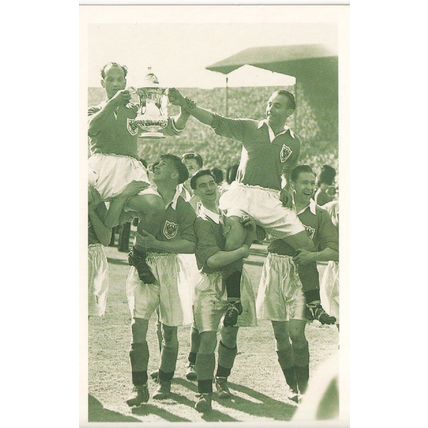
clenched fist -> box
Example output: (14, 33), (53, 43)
(167, 88), (186, 107)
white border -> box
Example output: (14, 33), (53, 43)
(80, 4), (349, 427)
(4, 1), (428, 428)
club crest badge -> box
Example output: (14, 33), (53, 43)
(163, 220), (178, 240)
(127, 118), (139, 136)
(304, 225), (316, 240)
(280, 144), (293, 163)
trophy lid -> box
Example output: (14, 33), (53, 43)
(142, 66), (160, 87)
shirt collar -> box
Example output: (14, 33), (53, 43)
(177, 183), (192, 203)
(295, 199), (317, 216)
(166, 186), (182, 210)
(199, 205), (221, 224)
(257, 119), (293, 141)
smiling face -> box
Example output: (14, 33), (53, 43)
(193, 173), (219, 206)
(101, 65), (127, 99)
(265, 92), (294, 129)
(293, 171), (316, 205)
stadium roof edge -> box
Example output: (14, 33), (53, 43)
(206, 44), (337, 75)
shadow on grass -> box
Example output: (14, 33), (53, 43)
(88, 394), (140, 422)
(224, 381), (297, 421)
(131, 401), (191, 422)
(173, 378), (198, 393)
(171, 378), (237, 422)
(174, 377), (296, 421)
(201, 409), (238, 422)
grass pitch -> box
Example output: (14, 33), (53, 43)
(88, 247), (338, 423)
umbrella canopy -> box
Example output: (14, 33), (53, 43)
(206, 43), (338, 102)
(226, 64), (295, 87)
(206, 44), (336, 75)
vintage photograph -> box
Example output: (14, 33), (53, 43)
(81, 4), (348, 426)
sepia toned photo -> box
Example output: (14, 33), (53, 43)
(80, 4), (349, 426)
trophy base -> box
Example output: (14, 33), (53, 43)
(138, 131), (165, 139)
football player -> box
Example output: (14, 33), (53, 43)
(191, 169), (257, 413)
(88, 62), (190, 285)
(257, 165), (339, 402)
(168, 88), (335, 325)
(125, 155), (196, 406)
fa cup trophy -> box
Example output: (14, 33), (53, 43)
(128, 67), (168, 138)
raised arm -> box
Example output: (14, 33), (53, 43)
(167, 88), (252, 142)
(168, 88), (215, 126)
(163, 106), (192, 137)
(171, 107), (191, 131)
(88, 89), (132, 137)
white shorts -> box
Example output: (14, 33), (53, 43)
(126, 253), (193, 326)
(88, 153), (159, 201)
(321, 261), (339, 322)
(193, 267), (257, 333)
(219, 182), (304, 239)
(177, 254), (202, 300)
(256, 253), (306, 322)
(88, 244), (109, 317)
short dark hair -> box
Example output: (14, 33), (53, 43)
(190, 169), (216, 190)
(101, 62), (128, 79)
(318, 165), (336, 186)
(182, 152), (203, 169)
(273, 90), (296, 110)
(160, 154), (189, 184)
(210, 167), (224, 185)
(291, 165), (315, 182)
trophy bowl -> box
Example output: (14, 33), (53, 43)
(128, 68), (169, 138)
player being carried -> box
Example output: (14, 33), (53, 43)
(87, 62), (190, 284)
(168, 88), (335, 324)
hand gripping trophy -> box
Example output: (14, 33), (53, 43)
(128, 67), (169, 138)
